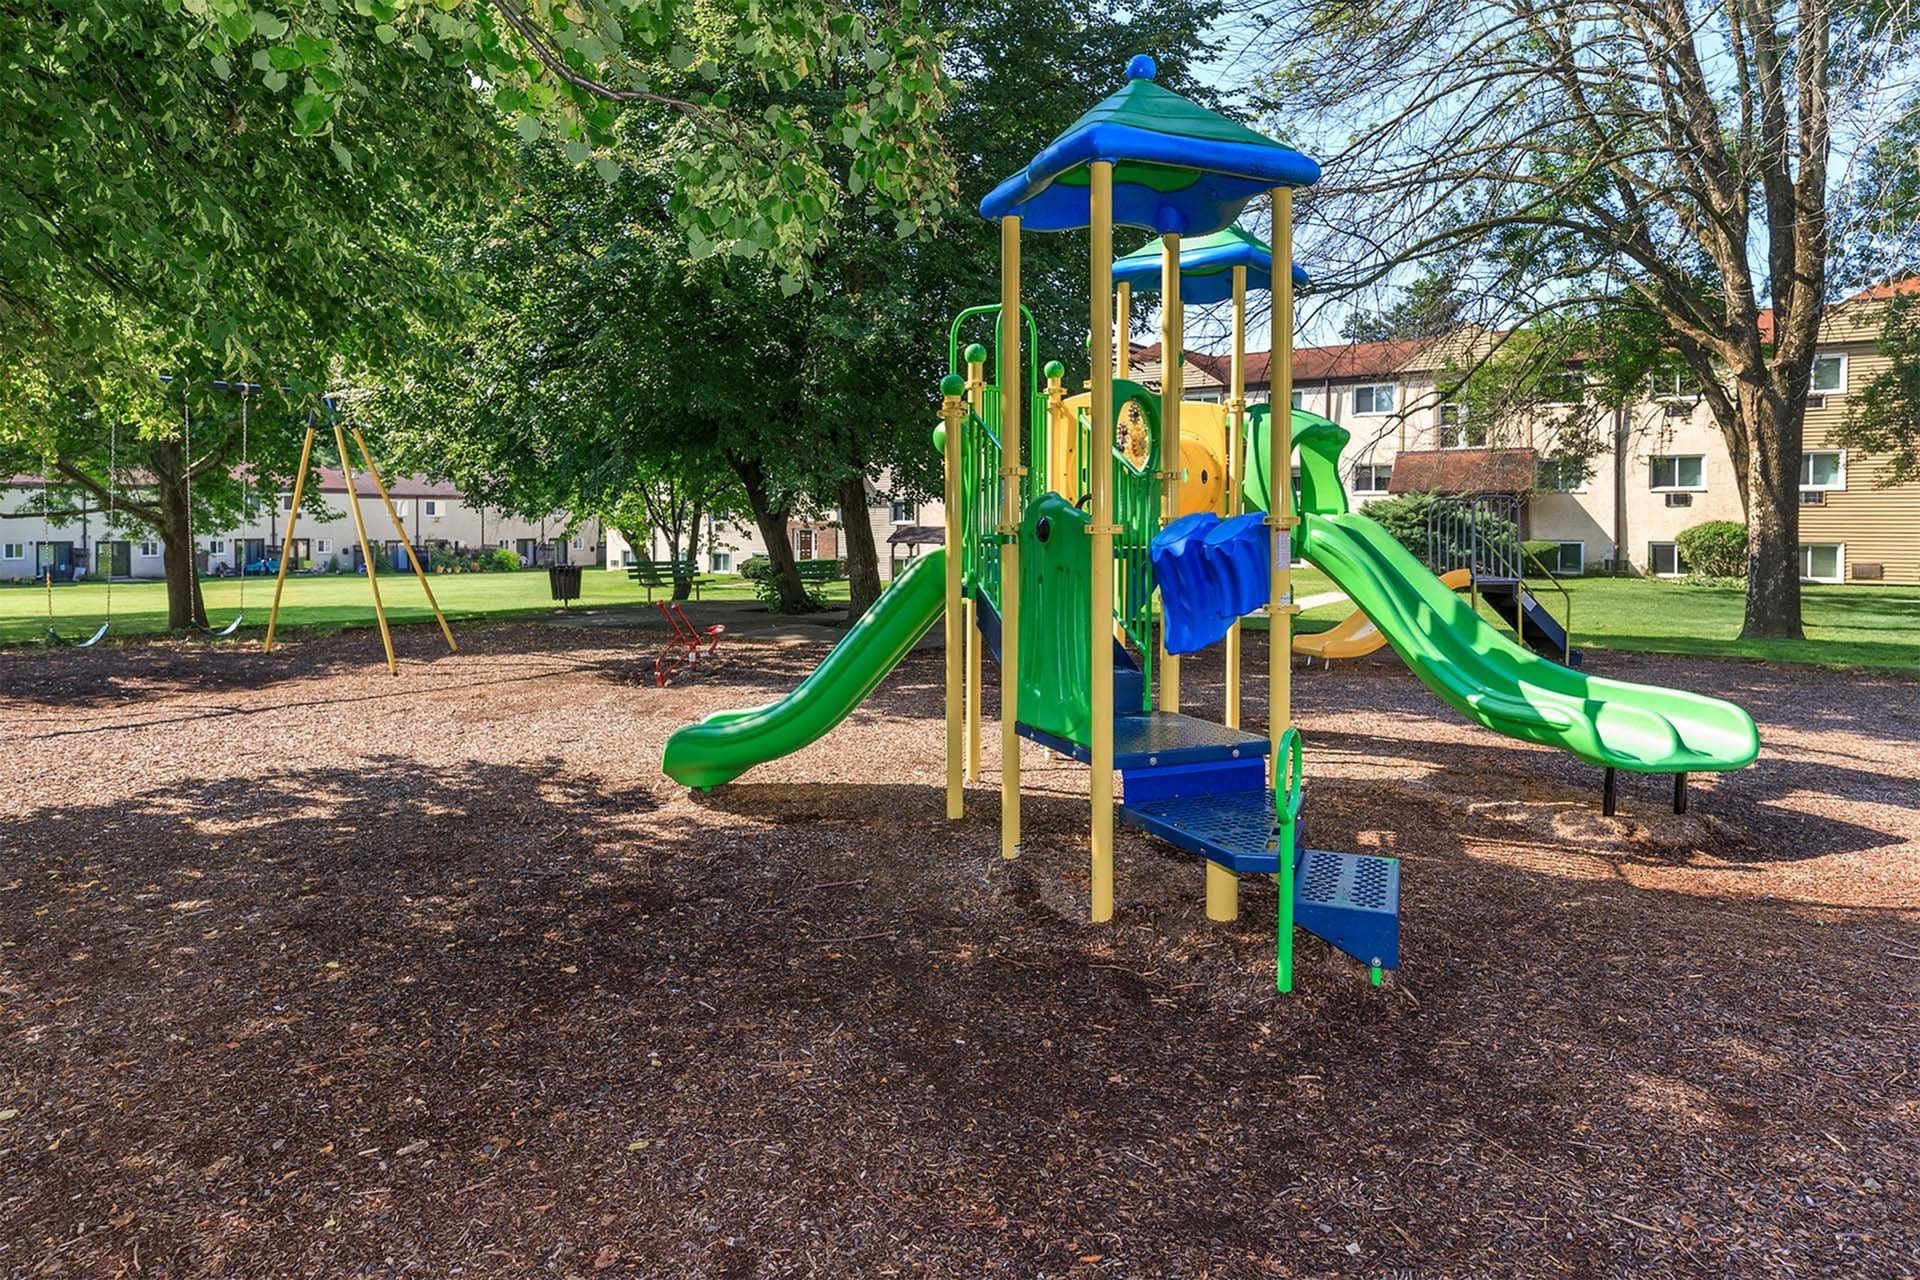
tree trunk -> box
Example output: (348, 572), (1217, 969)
(1739, 386), (1806, 639)
(728, 453), (809, 611)
(677, 502), (705, 601)
(146, 440), (205, 631)
(836, 472), (883, 620)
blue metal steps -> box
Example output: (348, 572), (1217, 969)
(1478, 578), (1581, 666)
(1017, 711), (1268, 770)
(1295, 848), (1401, 970)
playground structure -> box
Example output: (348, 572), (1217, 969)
(662, 57), (1762, 990)
(1294, 567), (1473, 667)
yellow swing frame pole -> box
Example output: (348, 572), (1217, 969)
(1158, 233), (1183, 715)
(998, 214), (1024, 860)
(941, 375), (966, 820)
(964, 349), (988, 784)
(1115, 281), (1131, 379)
(1270, 189), (1298, 778)
(263, 420), (316, 654)
(1088, 163), (1117, 923)
(352, 426), (457, 655)
(332, 419), (398, 677)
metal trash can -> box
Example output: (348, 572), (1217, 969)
(547, 564), (583, 606)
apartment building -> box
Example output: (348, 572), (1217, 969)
(1, 468), (597, 581)
(1134, 280), (1918, 583)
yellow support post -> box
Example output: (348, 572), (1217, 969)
(998, 214), (1024, 860)
(1224, 263), (1247, 728)
(1088, 163), (1116, 923)
(1270, 189), (1298, 779)
(263, 420), (316, 654)
(353, 427), (457, 656)
(941, 379), (966, 821)
(964, 348), (987, 784)
(1115, 281), (1131, 378)
(1159, 233), (1183, 714)
(333, 419), (398, 676)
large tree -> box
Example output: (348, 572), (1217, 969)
(1253, 0), (1919, 638)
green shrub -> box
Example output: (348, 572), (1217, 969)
(1675, 521), (1746, 579)
(739, 555), (772, 582)
(1522, 539), (1563, 575)
(749, 573), (826, 613)
(1359, 492), (1436, 560)
(489, 547), (523, 572)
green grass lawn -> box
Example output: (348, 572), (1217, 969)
(0, 569), (848, 647)
(4, 565), (1915, 669)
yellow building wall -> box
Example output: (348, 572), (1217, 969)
(1799, 339), (1920, 583)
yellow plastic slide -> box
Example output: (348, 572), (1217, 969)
(1294, 568), (1472, 664)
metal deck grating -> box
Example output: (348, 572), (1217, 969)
(1020, 712), (1268, 770)
(1297, 849), (1397, 912)
(1118, 788), (1289, 873)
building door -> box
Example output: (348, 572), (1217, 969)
(95, 541), (131, 579)
(291, 538), (311, 568)
(37, 541), (75, 581)
(793, 526), (816, 560)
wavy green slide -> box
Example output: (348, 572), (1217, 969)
(662, 547), (948, 789)
(1247, 411), (1759, 773)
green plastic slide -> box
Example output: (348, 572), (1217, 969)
(1247, 412), (1759, 774)
(662, 548), (948, 790)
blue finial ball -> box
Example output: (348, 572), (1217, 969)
(1126, 54), (1157, 81)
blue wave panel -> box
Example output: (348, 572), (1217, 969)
(1150, 510), (1270, 654)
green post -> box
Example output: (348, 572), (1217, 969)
(1275, 727), (1304, 994)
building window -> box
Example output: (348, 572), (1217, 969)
(1536, 456), (1586, 492)
(2, 543), (21, 560)
(316, 539), (332, 554)
(1351, 463), (1392, 493)
(1436, 402), (1473, 448)
(209, 539), (226, 554)
(711, 551), (732, 572)
(1810, 354), (1847, 395)
(1289, 389), (1304, 409)
(1542, 541), (1585, 575)
(889, 500), (917, 525)
(424, 499), (441, 517)
(281, 494), (294, 512)
(1800, 450), (1844, 491)
(138, 541), (160, 558)
(793, 527), (816, 560)
(1647, 363), (1701, 399)
(1800, 543), (1843, 583)
(1541, 370), (1585, 405)
(1353, 383), (1396, 415)
(1647, 542), (1687, 577)
(1649, 455), (1704, 491)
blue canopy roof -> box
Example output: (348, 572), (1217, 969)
(979, 56), (1321, 236)
(1110, 225), (1309, 304)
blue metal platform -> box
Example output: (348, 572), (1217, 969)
(1018, 712), (1268, 771)
(1295, 848), (1401, 970)
(1118, 787), (1294, 872)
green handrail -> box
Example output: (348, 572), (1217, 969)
(1275, 726), (1305, 994)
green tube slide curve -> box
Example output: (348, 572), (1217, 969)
(662, 547), (948, 790)
(1246, 411), (1759, 774)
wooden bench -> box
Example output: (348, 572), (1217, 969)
(628, 559), (705, 601)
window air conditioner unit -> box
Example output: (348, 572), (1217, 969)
(1664, 492), (1692, 508)
(1805, 394), (1827, 410)
(1799, 490), (1825, 506)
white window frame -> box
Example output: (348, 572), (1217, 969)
(889, 500), (917, 525)
(1649, 454), (1705, 492)
(423, 499), (441, 517)
(1800, 449), (1845, 492)
(1647, 365), (1701, 400)
(710, 550), (732, 572)
(1809, 354), (1847, 395)
(281, 493), (294, 512)
(1353, 383), (1396, 416)
(208, 539), (226, 554)
(1, 542), (21, 560)
(1799, 543), (1844, 583)
(1540, 370), (1586, 406)
(316, 538), (332, 554)
(138, 540), (160, 558)
(1436, 402), (1472, 448)
(1289, 389), (1304, 409)
(1351, 462), (1392, 494)
(1647, 541), (1686, 578)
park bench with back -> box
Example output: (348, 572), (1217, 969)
(627, 559), (705, 601)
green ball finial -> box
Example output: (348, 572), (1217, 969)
(964, 343), (988, 364)
(940, 373), (966, 396)
(1044, 360), (1065, 379)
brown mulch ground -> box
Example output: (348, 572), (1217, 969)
(2, 617), (1917, 1278)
